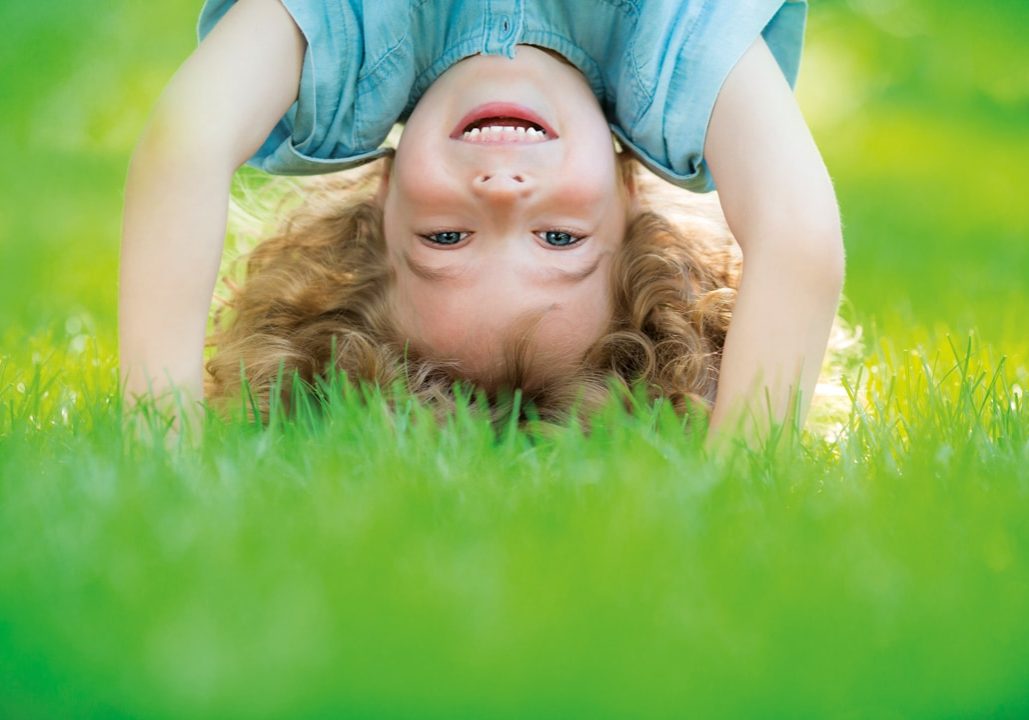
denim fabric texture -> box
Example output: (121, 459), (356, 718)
(198, 0), (807, 192)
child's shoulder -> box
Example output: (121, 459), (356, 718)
(604, 0), (809, 192)
(198, 0), (807, 192)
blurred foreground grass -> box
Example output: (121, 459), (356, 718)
(1, 334), (1027, 717)
(2, 0), (1028, 716)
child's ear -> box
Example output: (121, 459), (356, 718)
(374, 156), (393, 207)
(618, 152), (640, 214)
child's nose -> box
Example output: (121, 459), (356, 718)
(472, 172), (535, 202)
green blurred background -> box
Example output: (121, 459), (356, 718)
(1, 0), (1027, 358)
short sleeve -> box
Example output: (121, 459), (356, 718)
(612, 0), (808, 193)
(197, 0), (392, 175)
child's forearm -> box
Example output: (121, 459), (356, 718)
(708, 238), (844, 441)
(118, 0), (307, 409)
(119, 135), (234, 406)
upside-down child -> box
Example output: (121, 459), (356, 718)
(120, 0), (843, 439)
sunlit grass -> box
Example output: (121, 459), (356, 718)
(1, 330), (1027, 717)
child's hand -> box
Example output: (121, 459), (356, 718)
(703, 37), (845, 446)
(120, 0), (306, 412)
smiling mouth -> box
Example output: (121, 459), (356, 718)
(451, 102), (558, 144)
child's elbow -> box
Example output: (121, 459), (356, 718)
(783, 202), (846, 298)
(134, 104), (220, 169)
(812, 218), (845, 294)
(133, 80), (247, 174)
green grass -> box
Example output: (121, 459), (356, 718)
(2, 0), (1028, 716)
(1, 334), (1027, 717)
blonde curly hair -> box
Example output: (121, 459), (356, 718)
(207, 155), (742, 427)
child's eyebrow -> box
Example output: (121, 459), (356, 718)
(403, 252), (603, 285)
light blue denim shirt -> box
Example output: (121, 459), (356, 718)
(198, 0), (807, 192)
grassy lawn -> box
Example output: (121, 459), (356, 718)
(2, 1), (1027, 716)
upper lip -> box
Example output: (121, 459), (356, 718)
(450, 102), (558, 140)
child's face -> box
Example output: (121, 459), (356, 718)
(382, 46), (631, 387)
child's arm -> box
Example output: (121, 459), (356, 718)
(704, 37), (845, 444)
(120, 0), (305, 410)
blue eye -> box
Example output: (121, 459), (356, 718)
(540, 230), (582, 247)
(423, 231), (467, 246)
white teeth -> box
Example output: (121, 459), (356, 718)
(461, 125), (548, 142)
